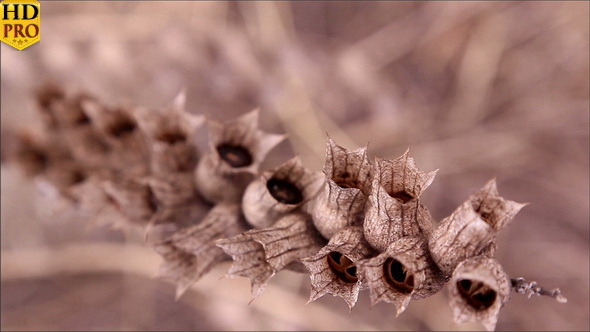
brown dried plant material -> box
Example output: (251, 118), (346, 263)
(146, 173), (200, 208)
(301, 226), (375, 309)
(242, 156), (324, 228)
(35, 85), (93, 129)
(448, 257), (510, 331)
(12, 129), (71, 177)
(429, 179), (526, 276)
(195, 109), (285, 203)
(311, 137), (372, 239)
(80, 100), (149, 176)
(154, 204), (248, 298)
(135, 91), (204, 175)
(102, 177), (158, 226)
(217, 212), (326, 300)
(357, 236), (446, 315)
(363, 153), (437, 251)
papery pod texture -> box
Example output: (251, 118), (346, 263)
(242, 156), (324, 228)
(358, 236), (445, 315)
(134, 91), (204, 175)
(154, 204), (248, 298)
(311, 137), (372, 239)
(217, 212), (326, 300)
(448, 256), (510, 331)
(363, 153), (437, 251)
(301, 226), (375, 309)
(429, 179), (526, 276)
(194, 110), (285, 203)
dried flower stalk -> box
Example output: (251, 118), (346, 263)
(301, 226), (375, 309)
(242, 156), (324, 228)
(428, 179), (526, 276)
(358, 236), (445, 315)
(448, 257), (511, 331)
(311, 137), (372, 239)
(194, 109), (285, 203)
(363, 153), (437, 251)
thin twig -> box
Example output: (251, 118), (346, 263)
(510, 277), (567, 303)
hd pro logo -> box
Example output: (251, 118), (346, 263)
(1, 0), (40, 50)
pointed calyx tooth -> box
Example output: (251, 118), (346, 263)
(195, 109), (285, 203)
(242, 156), (324, 228)
(448, 257), (510, 332)
(428, 179), (526, 277)
(301, 226), (375, 309)
(217, 212), (326, 300)
(357, 236), (446, 316)
(311, 137), (373, 239)
(135, 91), (204, 175)
(154, 204), (248, 299)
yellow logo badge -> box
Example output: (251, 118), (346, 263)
(1, 0), (40, 50)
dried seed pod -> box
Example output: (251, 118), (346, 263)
(81, 100), (149, 176)
(242, 156), (324, 228)
(135, 91), (204, 175)
(102, 177), (158, 226)
(448, 256), (510, 331)
(11, 129), (70, 177)
(357, 236), (446, 315)
(363, 153), (437, 251)
(154, 204), (248, 298)
(429, 179), (527, 276)
(301, 226), (375, 309)
(217, 212), (326, 300)
(37, 88), (93, 129)
(146, 173), (199, 208)
(195, 109), (285, 203)
(311, 137), (372, 239)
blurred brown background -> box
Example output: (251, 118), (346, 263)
(1, 1), (588, 331)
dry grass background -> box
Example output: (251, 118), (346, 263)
(1, 1), (588, 331)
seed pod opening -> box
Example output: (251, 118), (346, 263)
(135, 91), (204, 175)
(154, 204), (248, 299)
(242, 156), (324, 228)
(301, 226), (375, 309)
(448, 257), (510, 331)
(194, 109), (285, 203)
(363, 153), (437, 251)
(311, 137), (372, 239)
(358, 236), (445, 315)
(429, 179), (526, 276)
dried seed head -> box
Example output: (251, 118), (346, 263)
(195, 109), (285, 203)
(363, 153), (437, 251)
(217, 212), (326, 300)
(448, 257), (510, 331)
(429, 179), (526, 276)
(136, 91), (204, 175)
(311, 137), (372, 239)
(39, 89), (93, 128)
(242, 156), (324, 228)
(154, 204), (248, 298)
(301, 226), (375, 309)
(357, 236), (446, 315)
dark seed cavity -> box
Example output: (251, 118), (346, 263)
(384, 258), (414, 293)
(108, 118), (137, 138)
(158, 131), (186, 145)
(457, 279), (497, 310)
(267, 178), (303, 205)
(390, 191), (413, 203)
(327, 251), (358, 283)
(217, 144), (252, 168)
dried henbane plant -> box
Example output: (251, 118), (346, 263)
(7, 85), (568, 331)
